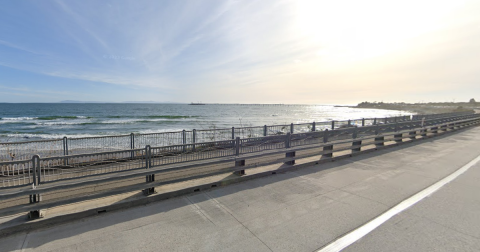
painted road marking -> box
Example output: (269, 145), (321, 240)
(317, 154), (480, 252)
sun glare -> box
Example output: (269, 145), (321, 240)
(294, 0), (467, 65)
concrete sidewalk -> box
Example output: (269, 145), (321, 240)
(1, 126), (480, 251)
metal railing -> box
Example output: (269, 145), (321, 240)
(1, 112), (472, 162)
(1, 113), (478, 189)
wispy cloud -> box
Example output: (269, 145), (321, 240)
(1, 0), (480, 103)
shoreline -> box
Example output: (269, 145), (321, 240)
(350, 102), (478, 114)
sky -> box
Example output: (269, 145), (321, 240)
(0, 0), (479, 104)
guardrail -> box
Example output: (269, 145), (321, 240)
(0, 113), (479, 219)
(1, 112), (472, 162)
(0, 112), (477, 189)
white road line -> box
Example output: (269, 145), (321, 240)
(317, 154), (480, 252)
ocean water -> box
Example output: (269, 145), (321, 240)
(0, 103), (411, 142)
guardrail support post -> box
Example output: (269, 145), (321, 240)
(232, 127), (235, 139)
(235, 137), (240, 156)
(285, 132), (291, 148)
(145, 145), (151, 169)
(312, 122), (316, 132)
(394, 133), (403, 143)
(322, 145), (333, 159)
(375, 136), (384, 148)
(442, 124), (448, 132)
(143, 145), (155, 195)
(291, 123), (294, 134)
(323, 129), (329, 143)
(234, 159), (245, 175)
(352, 126), (358, 139)
(352, 140), (362, 155)
(373, 118), (377, 125)
(285, 151), (295, 165)
(30, 155), (42, 204)
(362, 118), (365, 127)
(264, 125), (267, 136)
(331, 121), (335, 130)
(421, 129), (427, 137)
(409, 131), (416, 140)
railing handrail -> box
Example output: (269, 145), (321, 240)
(0, 111), (474, 163)
(2, 113), (475, 164)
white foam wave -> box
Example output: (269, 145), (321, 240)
(1, 117), (37, 121)
(5, 132), (127, 140)
(102, 118), (170, 124)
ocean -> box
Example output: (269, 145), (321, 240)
(0, 103), (412, 142)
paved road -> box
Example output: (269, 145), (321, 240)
(343, 156), (480, 252)
(1, 126), (480, 251)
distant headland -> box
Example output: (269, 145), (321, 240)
(351, 99), (479, 114)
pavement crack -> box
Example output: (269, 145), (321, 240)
(204, 191), (274, 252)
(185, 195), (216, 226)
(20, 232), (30, 252)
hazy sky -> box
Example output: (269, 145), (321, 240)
(1, 0), (479, 104)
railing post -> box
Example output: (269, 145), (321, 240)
(130, 133), (135, 159)
(63, 137), (67, 156)
(373, 118), (377, 125)
(384, 117), (388, 124)
(348, 119), (351, 127)
(285, 132), (291, 148)
(362, 118), (365, 127)
(30, 155), (41, 204)
(192, 129), (196, 152)
(235, 137), (240, 156)
(312, 122), (316, 132)
(331, 121), (335, 130)
(145, 145), (151, 169)
(263, 125), (267, 136)
(352, 126), (358, 139)
(144, 144), (155, 195)
(323, 129), (329, 143)
(290, 123), (294, 134)
(63, 136), (69, 166)
(182, 130), (186, 153)
(232, 127), (235, 140)
(64, 137), (68, 156)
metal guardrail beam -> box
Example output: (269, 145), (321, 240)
(0, 114), (477, 212)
